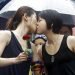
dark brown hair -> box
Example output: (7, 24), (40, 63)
(39, 10), (63, 34)
(6, 6), (35, 30)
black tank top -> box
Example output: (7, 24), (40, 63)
(0, 32), (31, 75)
(42, 35), (75, 75)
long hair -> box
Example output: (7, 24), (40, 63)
(6, 6), (35, 30)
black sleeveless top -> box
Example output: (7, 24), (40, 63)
(0, 32), (31, 75)
(42, 35), (75, 75)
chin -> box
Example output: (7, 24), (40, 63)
(36, 31), (42, 34)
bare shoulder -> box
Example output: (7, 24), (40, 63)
(67, 35), (75, 51)
(67, 35), (75, 44)
(0, 30), (11, 38)
(0, 30), (11, 44)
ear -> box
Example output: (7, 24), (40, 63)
(23, 13), (28, 22)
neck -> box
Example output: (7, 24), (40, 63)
(13, 21), (29, 38)
(44, 30), (59, 44)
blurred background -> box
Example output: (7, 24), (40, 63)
(0, 0), (75, 35)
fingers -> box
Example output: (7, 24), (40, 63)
(30, 42), (35, 47)
(16, 52), (28, 63)
(19, 52), (28, 58)
(30, 42), (36, 51)
(19, 56), (28, 62)
(19, 52), (28, 56)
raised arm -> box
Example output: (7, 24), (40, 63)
(31, 42), (44, 75)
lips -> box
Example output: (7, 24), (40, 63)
(36, 25), (39, 30)
(36, 27), (39, 32)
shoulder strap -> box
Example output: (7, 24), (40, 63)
(61, 34), (69, 48)
(59, 34), (69, 51)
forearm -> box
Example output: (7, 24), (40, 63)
(0, 58), (16, 67)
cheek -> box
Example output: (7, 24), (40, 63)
(41, 23), (47, 31)
(30, 21), (37, 32)
(43, 24), (47, 29)
(31, 24), (36, 31)
(26, 18), (32, 27)
(41, 20), (47, 29)
(31, 20), (37, 28)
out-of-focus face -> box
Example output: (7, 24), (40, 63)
(34, 38), (46, 46)
(34, 38), (46, 51)
(25, 13), (37, 33)
(37, 17), (47, 34)
(59, 26), (72, 35)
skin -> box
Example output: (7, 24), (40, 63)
(59, 26), (72, 35)
(34, 38), (46, 46)
(32, 38), (46, 61)
(31, 16), (75, 75)
(0, 12), (37, 67)
(36, 17), (75, 58)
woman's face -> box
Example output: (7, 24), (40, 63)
(37, 17), (47, 34)
(26, 13), (37, 33)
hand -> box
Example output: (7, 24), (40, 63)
(30, 42), (36, 52)
(36, 44), (42, 52)
(15, 52), (28, 64)
(30, 42), (42, 61)
(30, 42), (42, 53)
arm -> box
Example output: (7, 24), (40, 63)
(31, 42), (44, 75)
(0, 58), (17, 67)
(0, 31), (10, 56)
(0, 31), (28, 67)
(0, 52), (28, 67)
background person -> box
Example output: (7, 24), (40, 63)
(59, 25), (72, 35)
